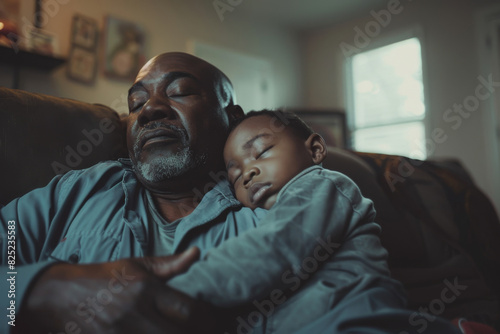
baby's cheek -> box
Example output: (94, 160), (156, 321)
(263, 193), (278, 210)
(237, 189), (258, 209)
(235, 188), (247, 204)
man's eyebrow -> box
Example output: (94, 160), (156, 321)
(243, 133), (273, 149)
(128, 72), (199, 96)
(128, 81), (144, 96)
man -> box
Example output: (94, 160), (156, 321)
(1, 52), (252, 334)
(1, 52), (459, 334)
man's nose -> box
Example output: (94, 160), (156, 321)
(243, 167), (259, 187)
(137, 95), (176, 126)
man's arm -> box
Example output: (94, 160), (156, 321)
(167, 168), (388, 306)
(0, 172), (217, 334)
(13, 248), (218, 334)
(1, 173), (68, 334)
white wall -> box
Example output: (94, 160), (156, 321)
(301, 0), (500, 214)
(0, 0), (303, 113)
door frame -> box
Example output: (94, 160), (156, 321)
(476, 5), (500, 215)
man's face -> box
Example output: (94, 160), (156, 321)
(126, 53), (231, 187)
(224, 115), (314, 210)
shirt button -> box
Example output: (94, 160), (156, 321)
(68, 253), (79, 263)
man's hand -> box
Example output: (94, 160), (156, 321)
(16, 247), (217, 334)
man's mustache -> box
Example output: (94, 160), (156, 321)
(134, 122), (188, 153)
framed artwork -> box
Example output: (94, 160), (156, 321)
(288, 109), (349, 149)
(67, 14), (98, 84)
(71, 14), (98, 50)
(102, 15), (145, 81)
(66, 46), (97, 84)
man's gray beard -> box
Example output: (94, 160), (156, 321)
(135, 147), (207, 183)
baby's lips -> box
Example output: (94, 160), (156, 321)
(249, 182), (272, 205)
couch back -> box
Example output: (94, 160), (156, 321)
(324, 149), (500, 325)
(0, 87), (127, 205)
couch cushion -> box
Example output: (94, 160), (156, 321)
(322, 147), (429, 267)
(323, 148), (500, 325)
(0, 88), (128, 205)
(353, 151), (500, 325)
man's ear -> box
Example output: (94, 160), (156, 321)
(305, 133), (327, 164)
(226, 104), (244, 122)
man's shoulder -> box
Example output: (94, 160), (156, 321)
(74, 158), (132, 174)
(59, 159), (135, 188)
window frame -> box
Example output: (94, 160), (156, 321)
(344, 26), (430, 157)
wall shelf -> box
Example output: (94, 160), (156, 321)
(0, 45), (66, 88)
(0, 44), (66, 70)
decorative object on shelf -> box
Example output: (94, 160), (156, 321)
(0, 0), (20, 48)
(0, 19), (19, 47)
(288, 109), (349, 149)
(28, 28), (58, 56)
(67, 13), (98, 84)
(102, 15), (145, 81)
(0, 0), (66, 89)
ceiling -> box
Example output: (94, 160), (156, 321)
(234, 0), (391, 31)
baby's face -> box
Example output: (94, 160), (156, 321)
(223, 115), (314, 210)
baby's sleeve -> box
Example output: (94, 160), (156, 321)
(167, 169), (380, 306)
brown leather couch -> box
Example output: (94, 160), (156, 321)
(1, 87), (499, 329)
(0, 87), (127, 204)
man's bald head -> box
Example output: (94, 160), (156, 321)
(137, 52), (236, 110)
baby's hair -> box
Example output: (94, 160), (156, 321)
(229, 109), (313, 140)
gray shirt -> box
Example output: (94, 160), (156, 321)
(1, 161), (445, 334)
(145, 189), (181, 256)
(168, 165), (403, 334)
(0, 159), (266, 334)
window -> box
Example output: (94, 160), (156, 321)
(346, 37), (426, 159)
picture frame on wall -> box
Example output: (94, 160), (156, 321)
(66, 46), (97, 84)
(102, 15), (145, 81)
(71, 14), (98, 50)
(288, 109), (349, 149)
(67, 13), (98, 84)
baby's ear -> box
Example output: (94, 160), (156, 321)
(226, 104), (244, 121)
(305, 133), (327, 164)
